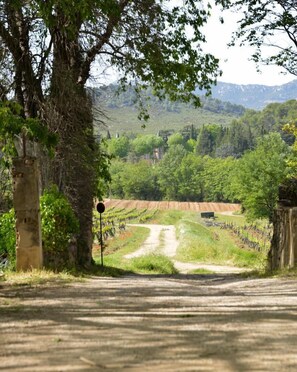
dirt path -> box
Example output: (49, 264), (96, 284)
(125, 224), (247, 274)
(1, 225), (297, 371)
(1, 275), (297, 371)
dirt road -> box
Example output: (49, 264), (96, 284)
(1, 224), (297, 371)
(1, 275), (297, 371)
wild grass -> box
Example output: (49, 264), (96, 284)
(0, 269), (82, 286)
(189, 268), (216, 274)
(97, 226), (150, 269)
(175, 217), (268, 270)
(153, 209), (196, 225)
(128, 254), (178, 274)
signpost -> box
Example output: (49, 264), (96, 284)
(96, 202), (105, 267)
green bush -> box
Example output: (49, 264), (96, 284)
(40, 186), (79, 269)
(0, 209), (16, 268)
(0, 186), (79, 271)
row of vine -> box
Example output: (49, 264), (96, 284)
(92, 207), (158, 241)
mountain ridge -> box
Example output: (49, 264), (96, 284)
(205, 79), (297, 109)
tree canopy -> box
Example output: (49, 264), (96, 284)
(216, 0), (297, 76)
(230, 133), (291, 221)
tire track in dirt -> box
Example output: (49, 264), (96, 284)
(125, 224), (247, 274)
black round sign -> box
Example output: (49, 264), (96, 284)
(96, 202), (105, 214)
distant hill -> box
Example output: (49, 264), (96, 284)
(203, 80), (297, 110)
(92, 85), (246, 136)
(92, 80), (297, 135)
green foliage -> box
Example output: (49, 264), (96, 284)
(95, 140), (112, 200)
(108, 159), (127, 198)
(109, 159), (161, 200)
(121, 161), (161, 200)
(230, 133), (291, 221)
(0, 165), (13, 213)
(202, 156), (235, 202)
(175, 153), (205, 201)
(167, 132), (185, 147)
(40, 186), (79, 268)
(0, 101), (57, 158)
(0, 188), (80, 270)
(108, 149), (238, 203)
(282, 119), (297, 175)
(196, 124), (221, 156)
(216, 0), (297, 76)
(107, 136), (131, 158)
(131, 134), (164, 157)
(157, 144), (188, 200)
(0, 210), (16, 268)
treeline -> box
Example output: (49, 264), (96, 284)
(105, 99), (297, 159)
(104, 99), (297, 221)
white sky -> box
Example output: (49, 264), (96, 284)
(91, 1), (296, 87)
(203, 2), (296, 86)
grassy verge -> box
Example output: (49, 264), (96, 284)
(128, 254), (178, 275)
(176, 217), (268, 270)
(96, 226), (150, 268)
(0, 269), (82, 286)
(152, 209), (197, 225)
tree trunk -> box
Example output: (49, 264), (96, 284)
(47, 76), (95, 267)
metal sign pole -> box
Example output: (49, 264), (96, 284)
(96, 202), (105, 268)
(100, 211), (103, 267)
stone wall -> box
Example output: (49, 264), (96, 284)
(269, 179), (297, 271)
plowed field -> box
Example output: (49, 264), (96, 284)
(104, 198), (241, 212)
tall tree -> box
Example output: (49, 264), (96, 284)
(0, 1), (221, 267)
(230, 133), (291, 221)
(157, 144), (188, 200)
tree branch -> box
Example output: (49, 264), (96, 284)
(78, 0), (130, 85)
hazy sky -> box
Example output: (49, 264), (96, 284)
(92, 1), (296, 87)
(204, 2), (295, 86)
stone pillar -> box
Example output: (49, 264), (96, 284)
(12, 157), (43, 271)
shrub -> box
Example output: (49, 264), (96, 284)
(40, 186), (79, 269)
(0, 209), (16, 268)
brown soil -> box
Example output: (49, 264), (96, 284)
(1, 275), (297, 371)
(104, 199), (241, 212)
